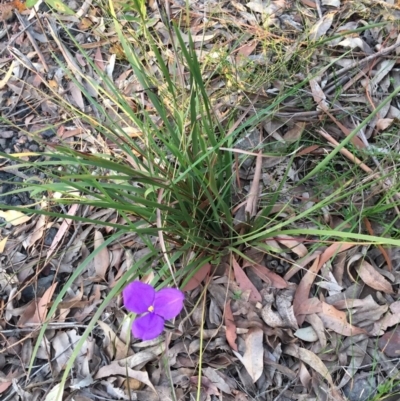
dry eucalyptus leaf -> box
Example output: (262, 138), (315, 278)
(97, 320), (132, 360)
(248, 263), (288, 288)
(318, 302), (366, 336)
(95, 363), (156, 392)
(94, 230), (110, 279)
(308, 12), (336, 41)
(283, 122), (305, 143)
(294, 326), (318, 342)
(276, 235), (308, 257)
(203, 367), (232, 394)
(233, 327), (264, 382)
(306, 313), (327, 349)
(355, 260), (394, 294)
(309, 79), (329, 111)
(18, 283), (57, 327)
(224, 300), (238, 351)
(376, 118), (394, 131)
(232, 258), (262, 303)
(293, 257), (320, 324)
(284, 344), (334, 387)
(337, 338), (368, 388)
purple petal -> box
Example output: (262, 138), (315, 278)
(123, 281), (155, 314)
(153, 288), (184, 320)
(132, 313), (165, 340)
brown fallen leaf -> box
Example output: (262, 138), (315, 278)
(299, 362), (312, 389)
(17, 282), (57, 327)
(276, 234), (308, 257)
(235, 40), (257, 62)
(284, 250), (322, 281)
(305, 313), (326, 349)
(364, 218), (392, 272)
(260, 289), (298, 329)
(376, 118), (394, 131)
(46, 204), (79, 263)
(182, 262), (211, 292)
(203, 367), (233, 394)
(295, 297), (323, 316)
(190, 376), (219, 396)
(224, 300), (238, 351)
(372, 301), (400, 335)
(0, 369), (20, 394)
(296, 145), (320, 156)
(247, 263), (288, 289)
(97, 320), (132, 360)
(318, 242), (355, 270)
(378, 326), (400, 357)
(293, 256), (320, 325)
(233, 327), (264, 383)
(123, 377), (143, 391)
(283, 122), (305, 143)
(317, 302), (366, 336)
(23, 214), (47, 249)
(355, 260), (393, 294)
(232, 257), (262, 303)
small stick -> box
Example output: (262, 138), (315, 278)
(318, 129), (400, 212)
(315, 0), (323, 19)
(326, 41), (400, 82)
(318, 129), (372, 174)
(15, 11), (49, 72)
(245, 149), (262, 217)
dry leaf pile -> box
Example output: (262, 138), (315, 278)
(1, 0), (400, 400)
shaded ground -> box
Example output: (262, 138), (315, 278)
(2, 0), (400, 400)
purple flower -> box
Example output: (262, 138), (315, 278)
(123, 280), (184, 341)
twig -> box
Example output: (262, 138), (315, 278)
(14, 11), (49, 72)
(273, 378), (297, 401)
(354, 119), (400, 216)
(76, 0), (92, 18)
(318, 128), (400, 213)
(0, 323), (89, 334)
(326, 41), (400, 82)
(318, 129), (372, 174)
(315, 0), (323, 19)
(156, 188), (178, 288)
(0, 20), (36, 56)
(245, 148), (262, 217)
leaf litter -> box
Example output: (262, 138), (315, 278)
(1, 0), (400, 400)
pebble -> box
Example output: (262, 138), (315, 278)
(343, 374), (377, 401)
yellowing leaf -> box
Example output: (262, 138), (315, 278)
(0, 236), (8, 252)
(0, 61), (15, 90)
(45, 0), (75, 15)
(0, 210), (32, 226)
